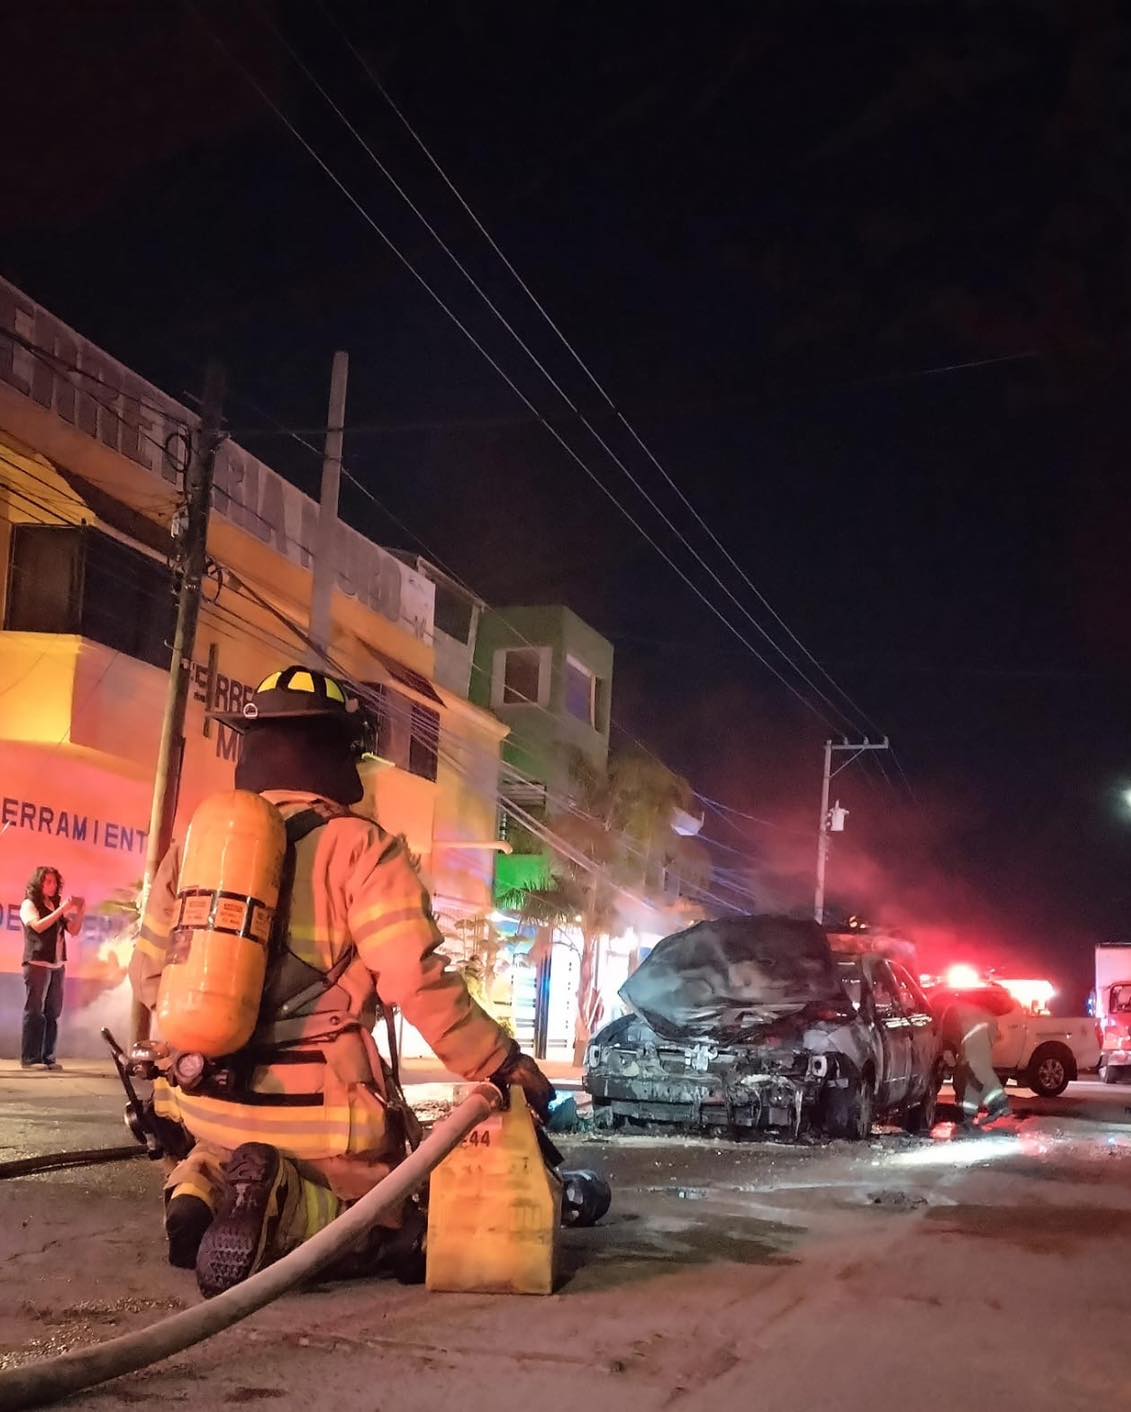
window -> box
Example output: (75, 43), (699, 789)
(870, 962), (899, 1012)
(363, 682), (440, 783)
(81, 530), (175, 670)
(6, 525), (82, 634)
(5, 524), (175, 670)
(496, 647), (544, 706)
(564, 655), (596, 725)
(1111, 985), (1131, 1015)
(837, 959), (864, 1011)
(408, 703), (439, 782)
(594, 675), (609, 732)
(891, 965), (930, 1017)
(433, 582), (473, 644)
(367, 682), (394, 759)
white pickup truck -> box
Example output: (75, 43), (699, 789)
(992, 999), (1101, 1096)
(931, 982), (1102, 1097)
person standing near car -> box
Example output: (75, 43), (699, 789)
(934, 987), (1012, 1128)
(19, 866), (83, 1070)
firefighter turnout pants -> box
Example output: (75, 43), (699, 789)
(953, 1019), (1007, 1120)
(164, 1140), (344, 1257)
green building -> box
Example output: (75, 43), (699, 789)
(470, 604), (614, 895)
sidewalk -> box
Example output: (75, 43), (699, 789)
(398, 1061), (581, 1101)
(0, 1056), (584, 1106)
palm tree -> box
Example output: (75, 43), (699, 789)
(502, 748), (704, 1063)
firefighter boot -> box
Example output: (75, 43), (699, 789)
(164, 1193), (214, 1270)
(195, 1143), (339, 1298)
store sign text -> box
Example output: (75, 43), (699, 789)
(0, 794), (147, 856)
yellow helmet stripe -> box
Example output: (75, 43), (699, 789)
(257, 671), (282, 692)
(325, 677), (346, 703)
(288, 670), (317, 694)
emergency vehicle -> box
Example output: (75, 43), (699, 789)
(1094, 943), (1131, 1082)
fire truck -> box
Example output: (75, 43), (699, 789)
(1094, 943), (1131, 1082)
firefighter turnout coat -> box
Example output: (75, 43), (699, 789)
(129, 790), (512, 1182)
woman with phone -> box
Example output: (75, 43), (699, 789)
(19, 866), (84, 1070)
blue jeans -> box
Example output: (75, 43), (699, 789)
(22, 965), (64, 1065)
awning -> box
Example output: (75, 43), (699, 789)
(365, 646), (444, 706)
(55, 465), (176, 555)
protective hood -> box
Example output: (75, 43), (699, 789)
(234, 718), (364, 806)
(619, 915), (853, 1042)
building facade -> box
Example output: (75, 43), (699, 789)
(0, 276), (507, 1057)
(470, 603), (705, 1058)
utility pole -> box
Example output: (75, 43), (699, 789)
(134, 361), (225, 1042)
(308, 350), (349, 660)
(814, 736), (890, 925)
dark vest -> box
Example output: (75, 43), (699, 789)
(23, 909), (65, 965)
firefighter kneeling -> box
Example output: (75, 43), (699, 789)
(130, 666), (561, 1297)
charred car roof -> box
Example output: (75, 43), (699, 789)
(619, 914), (854, 1042)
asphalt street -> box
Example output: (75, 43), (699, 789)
(2, 1064), (1130, 1411)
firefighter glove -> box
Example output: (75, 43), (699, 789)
(491, 1044), (555, 1122)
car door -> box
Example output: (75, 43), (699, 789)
(866, 958), (913, 1108)
(890, 964), (939, 1099)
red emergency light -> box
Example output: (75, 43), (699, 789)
(996, 977), (1055, 1015)
(944, 963), (982, 990)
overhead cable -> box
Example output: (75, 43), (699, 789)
(307, 0), (883, 736)
(184, 2), (854, 734)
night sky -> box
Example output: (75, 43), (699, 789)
(5, 2), (1131, 1002)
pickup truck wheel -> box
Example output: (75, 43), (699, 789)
(1026, 1044), (1073, 1098)
(823, 1076), (875, 1140)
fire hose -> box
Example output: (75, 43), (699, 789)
(0, 1082), (502, 1412)
(0, 1147), (144, 1180)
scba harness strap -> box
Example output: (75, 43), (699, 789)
(197, 805), (405, 1106)
(254, 805), (354, 1034)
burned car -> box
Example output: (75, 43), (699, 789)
(584, 915), (941, 1139)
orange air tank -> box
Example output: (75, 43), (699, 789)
(156, 790), (287, 1058)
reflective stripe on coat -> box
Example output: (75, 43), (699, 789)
(130, 789), (511, 1168)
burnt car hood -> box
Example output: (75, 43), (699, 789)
(619, 915), (854, 1042)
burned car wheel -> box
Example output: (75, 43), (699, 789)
(903, 1074), (940, 1134)
(822, 1073), (875, 1140)
(591, 1102), (624, 1131)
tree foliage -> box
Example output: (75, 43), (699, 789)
(504, 748), (705, 1062)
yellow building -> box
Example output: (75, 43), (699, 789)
(0, 276), (507, 1057)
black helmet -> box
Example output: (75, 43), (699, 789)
(210, 665), (366, 744)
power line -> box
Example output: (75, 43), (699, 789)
(255, 1), (868, 734)
(4, 377), (812, 857)
(0, 325), (194, 427)
(0, 327), (192, 475)
(696, 791), (814, 838)
(185, 3), (857, 735)
(0, 426), (737, 917)
(308, 0), (883, 738)
(225, 383), (698, 783)
(218, 563), (746, 917)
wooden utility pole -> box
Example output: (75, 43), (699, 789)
(308, 350), (349, 659)
(134, 361), (225, 1042)
(814, 736), (889, 925)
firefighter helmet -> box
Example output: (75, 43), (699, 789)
(210, 666), (363, 736)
